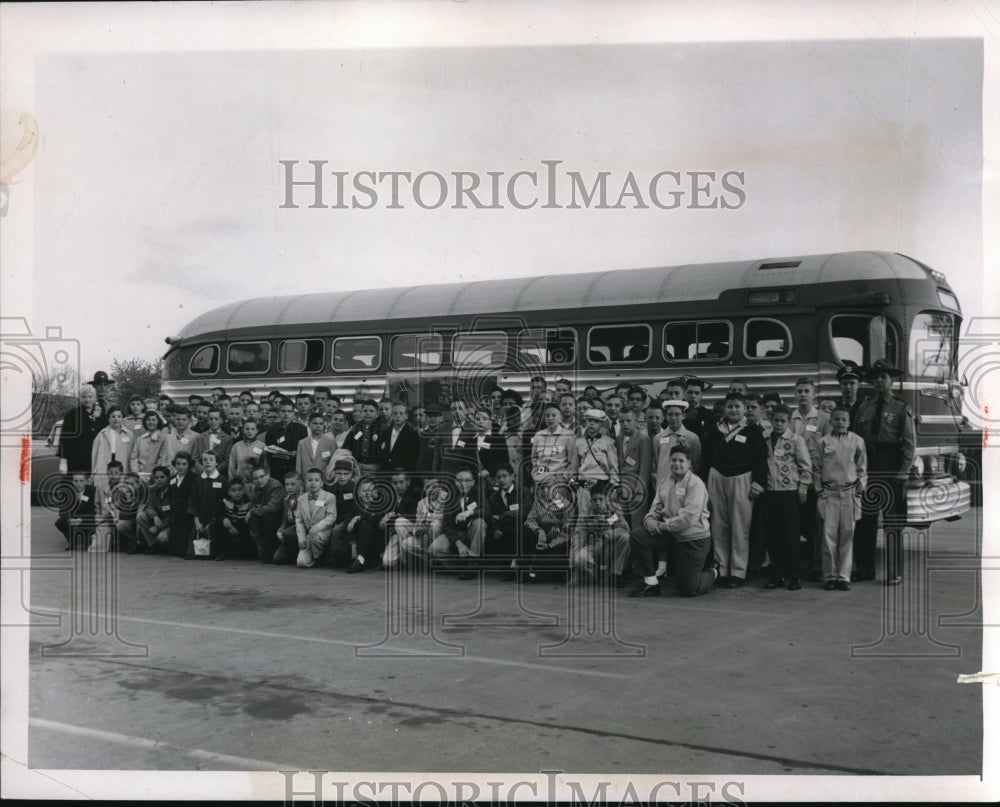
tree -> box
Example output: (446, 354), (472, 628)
(109, 357), (163, 406)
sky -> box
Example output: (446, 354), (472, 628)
(15, 24), (987, 379)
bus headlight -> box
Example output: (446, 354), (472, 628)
(956, 453), (967, 474)
(911, 456), (925, 477)
(925, 455), (940, 476)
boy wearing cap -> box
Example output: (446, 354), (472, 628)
(851, 360), (915, 585)
(702, 392), (768, 588)
(573, 409), (620, 518)
(815, 406), (867, 590)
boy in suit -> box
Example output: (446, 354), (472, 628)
(379, 403), (421, 473)
(294, 468), (338, 568)
(489, 462), (531, 559)
(191, 408), (234, 476)
(380, 468), (422, 569)
(272, 472), (304, 565)
(430, 469), (491, 564)
(616, 409), (652, 528)
(247, 463), (286, 563)
(341, 399), (383, 473)
(295, 412), (339, 479)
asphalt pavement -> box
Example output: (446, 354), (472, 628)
(17, 503), (986, 778)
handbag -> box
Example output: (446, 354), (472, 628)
(192, 535), (212, 557)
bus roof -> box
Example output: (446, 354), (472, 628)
(170, 251), (930, 343)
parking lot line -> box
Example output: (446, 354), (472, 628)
(29, 606), (633, 679)
(29, 717), (294, 770)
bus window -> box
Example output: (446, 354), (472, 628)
(390, 334), (443, 371)
(516, 328), (576, 368)
(830, 314), (898, 368)
(587, 324), (652, 364)
(227, 342), (271, 375)
(332, 336), (382, 372)
(452, 332), (508, 368)
(663, 321), (732, 361)
(744, 318), (792, 360)
(189, 345), (219, 376)
(909, 311), (956, 381)
(279, 339), (325, 374)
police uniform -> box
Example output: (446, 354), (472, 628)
(851, 361), (915, 583)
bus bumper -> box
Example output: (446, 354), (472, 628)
(907, 478), (971, 525)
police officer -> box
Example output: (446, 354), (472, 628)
(851, 359), (915, 585)
(836, 361), (869, 428)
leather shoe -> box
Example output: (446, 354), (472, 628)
(823, 580), (837, 591)
(764, 578), (785, 589)
(347, 558), (365, 574)
(836, 581), (851, 591)
(787, 578), (802, 591)
(726, 577), (745, 589)
(628, 583), (661, 598)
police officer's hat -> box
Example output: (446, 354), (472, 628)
(91, 370), (115, 385)
(836, 361), (863, 382)
(866, 359), (904, 380)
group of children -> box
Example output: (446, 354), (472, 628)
(56, 360), (908, 596)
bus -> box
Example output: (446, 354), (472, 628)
(162, 250), (972, 527)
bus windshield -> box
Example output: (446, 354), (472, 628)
(908, 311), (957, 382)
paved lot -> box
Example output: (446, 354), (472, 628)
(16, 503), (986, 776)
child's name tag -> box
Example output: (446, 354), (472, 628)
(552, 498), (566, 510)
(105, 498), (112, 505)
(277, 436), (286, 444)
(824, 444), (835, 453)
(252, 447), (262, 454)
(212, 481), (223, 489)
(625, 456), (637, 466)
(806, 424), (818, 433)
(468, 502), (477, 511)
(210, 436), (220, 446)
(660, 437), (671, 445)
(321, 450), (331, 459)
(734, 434), (747, 443)
(456, 440), (466, 448)
(509, 503), (519, 512)
(774, 449), (785, 458)
(121, 436), (130, 443)
(161, 504), (171, 511)
(355, 431), (363, 440)
(170, 478), (178, 486)
(180, 437), (189, 444)
(676, 488), (686, 496)
(607, 514), (618, 525)
(343, 493), (354, 500)
(80, 495), (89, 502)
